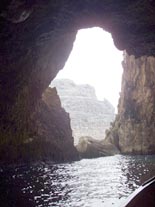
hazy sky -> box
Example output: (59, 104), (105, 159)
(54, 27), (123, 111)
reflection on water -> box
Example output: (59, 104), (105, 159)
(0, 155), (155, 207)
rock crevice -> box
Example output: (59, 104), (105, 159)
(105, 52), (155, 154)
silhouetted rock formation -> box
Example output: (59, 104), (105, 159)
(76, 136), (119, 158)
(0, 87), (79, 163)
(51, 79), (115, 145)
(105, 52), (155, 154)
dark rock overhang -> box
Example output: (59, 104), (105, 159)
(1, 1), (155, 103)
(1, 1), (155, 60)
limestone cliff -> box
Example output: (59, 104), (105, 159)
(105, 52), (155, 154)
(51, 79), (115, 145)
(0, 87), (78, 163)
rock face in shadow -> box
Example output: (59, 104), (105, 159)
(0, 87), (79, 163)
(76, 136), (119, 158)
(51, 79), (115, 145)
(105, 52), (155, 154)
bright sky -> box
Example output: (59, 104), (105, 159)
(54, 27), (123, 112)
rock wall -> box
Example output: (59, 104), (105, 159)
(51, 79), (115, 145)
(0, 87), (78, 163)
(105, 52), (155, 154)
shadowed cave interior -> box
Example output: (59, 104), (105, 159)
(1, 0), (155, 163)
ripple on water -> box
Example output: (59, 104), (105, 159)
(0, 155), (155, 207)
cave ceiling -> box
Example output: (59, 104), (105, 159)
(0, 0), (155, 111)
(1, 1), (155, 55)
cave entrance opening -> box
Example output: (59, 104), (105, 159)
(50, 27), (123, 145)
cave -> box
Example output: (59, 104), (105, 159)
(1, 0), (155, 163)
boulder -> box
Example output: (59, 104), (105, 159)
(76, 136), (120, 159)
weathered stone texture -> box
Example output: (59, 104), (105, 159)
(76, 136), (119, 159)
(0, 87), (78, 163)
(106, 52), (155, 154)
(51, 79), (115, 145)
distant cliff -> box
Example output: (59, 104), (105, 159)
(51, 79), (115, 145)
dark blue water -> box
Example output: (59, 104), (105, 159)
(0, 155), (155, 207)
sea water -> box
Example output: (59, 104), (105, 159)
(0, 155), (155, 207)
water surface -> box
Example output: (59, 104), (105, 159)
(0, 155), (155, 207)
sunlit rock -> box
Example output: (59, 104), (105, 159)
(76, 136), (119, 158)
(105, 52), (155, 154)
(51, 79), (115, 145)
